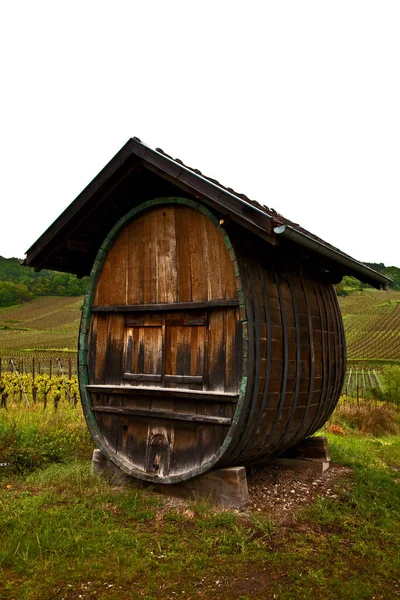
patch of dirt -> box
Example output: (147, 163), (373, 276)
(150, 461), (353, 528)
(246, 462), (353, 523)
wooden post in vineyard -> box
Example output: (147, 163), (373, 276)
(355, 370), (359, 404)
(346, 367), (353, 401)
(374, 370), (383, 393)
(49, 359), (52, 378)
(10, 358), (30, 407)
(368, 371), (375, 402)
(361, 369), (366, 398)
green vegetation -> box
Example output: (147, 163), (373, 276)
(327, 395), (400, 436)
(335, 264), (400, 296)
(0, 256), (88, 307)
(339, 290), (400, 361)
(363, 262), (400, 290)
(0, 296), (83, 357)
(0, 393), (92, 475)
(0, 393), (399, 599)
(335, 275), (365, 296)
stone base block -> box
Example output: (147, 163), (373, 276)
(152, 466), (249, 509)
(272, 436), (330, 475)
(92, 450), (249, 510)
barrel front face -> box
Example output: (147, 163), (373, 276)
(79, 201), (244, 483)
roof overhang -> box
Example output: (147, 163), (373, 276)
(24, 137), (392, 290)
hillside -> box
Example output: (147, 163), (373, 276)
(0, 296), (83, 357)
(1, 290), (400, 363)
(339, 290), (400, 362)
(1, 256), (399, 308)
(0, 256), (88, 307)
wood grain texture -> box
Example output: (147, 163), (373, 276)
(87, 204), (240, 479)
(227, 236), (345, 465)
(82, 201), (345, 482)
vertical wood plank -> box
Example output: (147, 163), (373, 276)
(156, 207), (178, 304)
(204, 217), (224, 300)
(187, 209), (209, 301)
(96, 228), (128, 306)
(127, 218), (144, 305)
(174, 207), (193, 303)
(142, 209), (158, 304)
(104, 315), (125, 385)
(93, 314), (109, 384)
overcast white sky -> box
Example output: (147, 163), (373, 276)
(1, 1), (399, 266)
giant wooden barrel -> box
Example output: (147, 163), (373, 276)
(79, 198), (345, 483)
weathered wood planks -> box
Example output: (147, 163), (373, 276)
(79, 198), (345, 484)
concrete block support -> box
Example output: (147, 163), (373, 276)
(92, 450), (250, 509)
(272, 436), (331, 474)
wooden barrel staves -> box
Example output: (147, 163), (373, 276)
(79, 197), (346, 483)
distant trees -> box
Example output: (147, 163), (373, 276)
(363, 263), (400, 290)
(0, 257), (88, 307)
(335, 276), (364, 296)
(335, 264), (400, 296)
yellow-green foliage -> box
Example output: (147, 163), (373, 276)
(328, 396), (400, 436)
(0, 381), (93, 476)
(0, 372), (79, 408)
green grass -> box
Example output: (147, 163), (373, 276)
(1, 400), (400, 599)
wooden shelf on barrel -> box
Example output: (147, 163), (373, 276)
(86, 384), (237, 426)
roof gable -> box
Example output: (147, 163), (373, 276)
(24, 137), (391, 289)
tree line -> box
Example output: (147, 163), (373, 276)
(1, 256), (399, 307)
(0, 256), (88, 307)
(363, 263), (400, 289)
(335, 263), (400, 296)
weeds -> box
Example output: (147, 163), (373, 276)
(0, 400), (93, 477)
(327, 397), (400, 436)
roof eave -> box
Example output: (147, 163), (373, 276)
(23, 137), (392, 290)
(274, 224), (393, 290)
(24, 138), (138, 268)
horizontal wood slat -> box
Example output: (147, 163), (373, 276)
(165, 375), (204, 384)
(86, 384), (238, 402)
(122, 374), (204, 384)
(92, 405), (232, 425)
(125, 319), (206, 327)
(122, 373), (162, 382)
(91, 300), (239, 313)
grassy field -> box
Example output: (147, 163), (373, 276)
(0, 296), (83, 358)
(0, 397), (399, 600)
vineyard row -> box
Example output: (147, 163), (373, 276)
(0, 356), (77, 378)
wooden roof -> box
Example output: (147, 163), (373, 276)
(24, 137), (391, 289)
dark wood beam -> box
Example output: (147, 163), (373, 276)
(92, 299), (239, 313)
(91, 405), (232, 425)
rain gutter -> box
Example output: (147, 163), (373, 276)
(273, 224), (392, 290)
